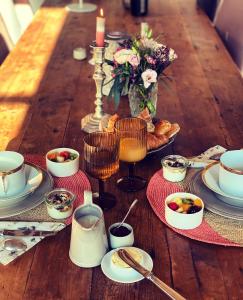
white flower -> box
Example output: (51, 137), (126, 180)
(128, 54), (140, 67)
(169, 48), (178, 61)
(141, 37), (163, 50)
(114, 49), (134, 64)
(141, 69), (157, 88)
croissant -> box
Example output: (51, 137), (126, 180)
(154, 120), (171, 136)
(166, 123), (180, 138)
(147, 133), (169, 151)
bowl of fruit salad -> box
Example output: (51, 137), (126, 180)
(46, 148), (79, 177)
(165, 192), (204, 230)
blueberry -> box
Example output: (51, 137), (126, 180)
(187, 205), (201, 214)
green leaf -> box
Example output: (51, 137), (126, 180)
(146, 100), (155, 113)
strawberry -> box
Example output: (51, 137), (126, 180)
(168, 202), (179, 211)
(59, 151), (70, 160)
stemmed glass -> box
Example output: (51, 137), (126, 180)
(115, 117), (147, 192)
(83, 132), (120, 210)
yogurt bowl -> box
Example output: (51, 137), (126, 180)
(45, 188), (76, 219)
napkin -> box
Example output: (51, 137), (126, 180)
(188, 145), (227, 168)
(0, 221), (66, 265)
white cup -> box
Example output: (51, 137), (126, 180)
(219, 150), (243, 197)
(108, 223), (134, 249)
(0, 151), (26, 197)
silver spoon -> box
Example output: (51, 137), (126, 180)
(2, 238), (27, 252)
(114, 199), (138, 231)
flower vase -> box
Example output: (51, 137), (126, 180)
(128, 83), (158, 117)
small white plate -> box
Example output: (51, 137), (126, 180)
(0, 163), (43, 204)
(101, 247), (153, 284)
(201, 163), (243, 207)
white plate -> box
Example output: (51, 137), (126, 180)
(101, 247), (153, 284)
(190, 171), (243, 220)
(0, 165), (53, 218)
(201, 163), (243, 207)
(0, 163), (43, 203)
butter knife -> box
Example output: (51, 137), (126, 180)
(118, 249), (186, 300)
(0, 228), (57, 237)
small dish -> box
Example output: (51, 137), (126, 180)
(201, 162), (243, 207)
(108, 223), (134, 249)
(165, 192), (204, 230)
(46, 148), (79, 177)
(161, 155), (188, 182)
(101, 247), (153, 284)
(0, 163), (43, 204)
(45, 188), (76, 219)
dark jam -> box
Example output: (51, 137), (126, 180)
(111, 225), (131, 237)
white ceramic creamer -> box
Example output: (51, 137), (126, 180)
(69, 190), (108, 267)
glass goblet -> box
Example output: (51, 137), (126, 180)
(114, 117), (147, 192)
(83, 132), (119, 210)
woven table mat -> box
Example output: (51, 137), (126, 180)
(6, 154), (91, 225)
(147, 169), (243, 247)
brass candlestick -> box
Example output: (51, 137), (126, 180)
(81, 42), (110, 133)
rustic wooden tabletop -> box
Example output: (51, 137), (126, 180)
(0, 0), (243, 299)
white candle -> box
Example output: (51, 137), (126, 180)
(96, 8), (105, 47)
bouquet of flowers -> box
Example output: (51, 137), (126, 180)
(107, 28), (177, 115)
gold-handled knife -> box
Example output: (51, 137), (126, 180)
(118, 249), (186, 300)
(0, 229), (57, 237)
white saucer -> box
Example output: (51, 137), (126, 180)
(101, 247), (153, 284)
(0, 163), (43, 203)
(202, 163), (243, 207)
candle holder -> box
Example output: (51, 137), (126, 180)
(66, 0), (97, 13)
(81, 42), (110, 133)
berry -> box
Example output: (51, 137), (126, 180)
(168, 202), (179, 211)
(187, 205), (201, 214)
(59, 151), (70, 160)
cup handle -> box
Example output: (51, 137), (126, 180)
(0, 175), (8, 194)
(83, 190), (93, 205)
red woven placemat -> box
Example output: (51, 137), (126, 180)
(25, 154), (91, 225)
(146, 170), (241, 247)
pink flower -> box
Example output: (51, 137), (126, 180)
(128, 54), (140, 67)
(141, 69), (157, 88)
(145, 55), (156, 65)
(114, 49), (134, 64)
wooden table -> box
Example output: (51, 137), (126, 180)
(0, 1), (243, 299)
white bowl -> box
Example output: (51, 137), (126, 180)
(219, 150), (243, 197)
(165, 192), (204, 230)
(46, 148), (79, 177)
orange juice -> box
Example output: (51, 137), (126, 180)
(119, 138), (146, 162)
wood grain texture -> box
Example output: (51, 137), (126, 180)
(0, 0), (243, 299)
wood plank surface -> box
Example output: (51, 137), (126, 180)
(0, 0), (243, 299)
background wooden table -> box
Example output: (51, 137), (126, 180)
(0, 0), (243, 299)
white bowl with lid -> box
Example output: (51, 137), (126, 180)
(165, 192), (204, 230)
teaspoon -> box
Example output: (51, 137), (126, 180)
(1, 238), (27, 252)
(114, 199), (138, 231)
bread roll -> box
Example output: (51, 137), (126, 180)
(105, 114), (119, 133)
(166, 123), (180, 138)
(154, 120), (171, 136)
